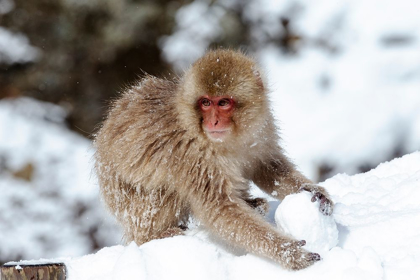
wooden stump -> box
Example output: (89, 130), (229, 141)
(1, 263), (66, 280)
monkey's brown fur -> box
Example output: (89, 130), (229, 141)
(94, 49), (332, 270)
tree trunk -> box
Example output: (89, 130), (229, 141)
(1, 263), (66, 280)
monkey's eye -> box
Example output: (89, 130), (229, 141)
(218, 99), (231, 107)
(201, 98), (211, 107)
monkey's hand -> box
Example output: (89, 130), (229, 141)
(299, 184), (334, 216)
(279, 240), (321, 270)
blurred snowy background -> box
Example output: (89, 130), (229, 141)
(0, 0), (419, 266)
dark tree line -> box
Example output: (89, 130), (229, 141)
(1, 0), (303, 138)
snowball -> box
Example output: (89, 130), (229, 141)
(275, 192), (338, 255)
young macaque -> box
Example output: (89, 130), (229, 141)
(94, 49), (333, 270)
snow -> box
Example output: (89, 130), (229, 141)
(0, 0), (14, 15)
(6, 151), (420, 279)
(159, 1), (225, 71)
(257, 0), (420, 178)
(275, 192), (338, 255)
(262, 43), (420, 179)
(324, 153), (420, 278)
(0, 27), (40, 64)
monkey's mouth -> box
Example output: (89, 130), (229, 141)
(205, 129), (230, 141)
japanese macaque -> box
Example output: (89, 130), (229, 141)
(94, 49), (333, 270)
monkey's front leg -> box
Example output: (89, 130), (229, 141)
(253, 157), (334, 216)
(189, 190), (321, 270)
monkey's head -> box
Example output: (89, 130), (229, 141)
(177, 50), (270, 144)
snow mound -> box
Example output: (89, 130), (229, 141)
(63, 235), (381, 280)
(324, 152), (420, 279)
(275, 192), (338, 255)
(8, 151), (420, 279)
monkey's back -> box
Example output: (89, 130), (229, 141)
(94, 77), (205, 242)
(95, 76), (187, 187)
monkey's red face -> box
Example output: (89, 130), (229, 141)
(198, 95), (235, 142)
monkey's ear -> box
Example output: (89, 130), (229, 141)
(253, 69), (264, 90)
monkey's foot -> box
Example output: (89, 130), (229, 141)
(299, 184), (334, 216)
(279, 240), (321, 270)
(245, 197), (269, 216)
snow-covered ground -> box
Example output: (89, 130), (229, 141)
(7, 151), (420, 279)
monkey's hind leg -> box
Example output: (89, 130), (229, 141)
(119, 187), (189, 245)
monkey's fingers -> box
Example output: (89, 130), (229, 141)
(310, 192), (322, 202)
(311, 192), (333, 216)
(320, 196), (333, 216)
(279, 244), (321, 270)
(306, 252), (321, 262)
(293, 241), (321, 261)
(299, 184), (334, 216)
(294, 240), (306, 247)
